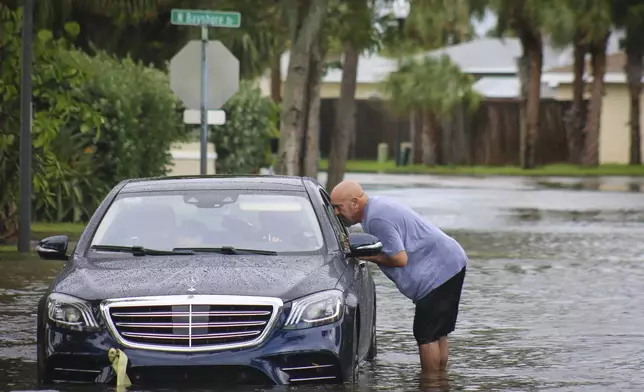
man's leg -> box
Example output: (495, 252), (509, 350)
(437, 267), (466, 371)
(418, 341), (441, 374)
(416, 267), (466, 373)
(419, 336), (448, 373)
(414, 294), (443, 374)
(438, 336), (449, 370)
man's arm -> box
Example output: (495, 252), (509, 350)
(361, 218), (408, 268)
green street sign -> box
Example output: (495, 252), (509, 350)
(171, 9), (241, 28)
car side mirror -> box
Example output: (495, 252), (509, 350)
(36, 235), (69, 261)
(348, 232), (382, 258)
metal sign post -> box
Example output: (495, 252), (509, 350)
(200, 26), (208, 174)
(19, 0), (34, 253)
(170, 9), (241, 175)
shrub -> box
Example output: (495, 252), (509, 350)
(0, 9), (103, 241)
(67, 50), (189, 188)
(0, 7), (189, 241)
(209, 80), (279, 174)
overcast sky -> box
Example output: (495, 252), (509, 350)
(473, 9), (497, 37)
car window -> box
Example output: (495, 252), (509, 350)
(319, 189), (350, 252)
(90, 190), (324, 254)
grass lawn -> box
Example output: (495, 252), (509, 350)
(318, 159), (644, 177)
(31, 222), (85, 240)
(0, 245), (39, 261)
(1, 222), (84, 261)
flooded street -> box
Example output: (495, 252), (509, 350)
(2, 174), (644, 391)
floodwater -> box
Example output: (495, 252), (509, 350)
(2, 173), (644, 391)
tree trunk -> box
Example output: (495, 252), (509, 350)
(275, 0), (329, 176)
(516, 53), (530, 168)
(302, 38), (325, 178)
(456, 0), (469, 43)
(625, 40), (643, 165)
(409, 110), (417, 164)
(326, 42), (359, 191)
(582, 33), (609, 166)
(421, 110), (438, 165)
(565, 34), (587, 164)
(270, 52), (282, 103)
(525, 37), (542, 169)
(516, 25), (542, 169)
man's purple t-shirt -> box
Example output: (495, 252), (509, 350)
(361, 195), (468, 302)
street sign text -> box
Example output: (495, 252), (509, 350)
(171, 9), (241, 28)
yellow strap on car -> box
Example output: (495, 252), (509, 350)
(108, 348), (132, 388)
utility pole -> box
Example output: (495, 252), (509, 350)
(18, 0), (34, 253)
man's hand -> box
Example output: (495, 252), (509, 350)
(363, 218), (407, 268)
(360, 250), (408, 268)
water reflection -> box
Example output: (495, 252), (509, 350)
(534, 178), (643, 193)
(418, 372), (450, 391)
(2, 177), (644, 391)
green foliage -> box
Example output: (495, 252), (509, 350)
(379, 54), (481, 117)
(377, 0), (490, 58)
(492, 0), (563, 43)
(613, 0), (644, 49)
(211, 0), (289, 80)
(0, 7), (189, 241)
(544, 0), (613, 49)
(66, 50), (189, 188)
(406, 0), (478, 48)
(0, 8), (103, 240)
(614, 0), (644, 27)
(325, 0), (383, 55)
(209, 81), (279, 174)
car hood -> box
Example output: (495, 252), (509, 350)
(52, 254), (346, 302)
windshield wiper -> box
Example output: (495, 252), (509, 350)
(91, 245), (195, 256)
(172, 246), (278, 256)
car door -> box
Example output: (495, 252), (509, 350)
(318, 188), (373, 358)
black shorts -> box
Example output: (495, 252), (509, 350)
(413, 267), (466, 345)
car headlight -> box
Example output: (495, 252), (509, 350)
(283, 290), (344, 329)
(46, 293), (99, 331)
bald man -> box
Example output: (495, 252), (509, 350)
(330, 180), (468, 374)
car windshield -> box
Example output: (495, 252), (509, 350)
(89, 190), (325, 255)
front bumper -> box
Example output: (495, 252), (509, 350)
(39, 310), (355, 386)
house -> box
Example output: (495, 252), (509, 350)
(426, 37), (569, 99)
(259, 37), (589, 100)
(259, 34), (641, 164)
(165, 141), (217, 176)
(543, 51), (644, 164)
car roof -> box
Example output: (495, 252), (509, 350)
(119, 175), (319, 193)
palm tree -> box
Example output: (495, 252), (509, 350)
(380, 55), (480, 165)
(613, 0), (644, 165)
(274, 0), (330, 176)
(377, 0), (488, 58)
(546, 0), (613, 165)
(493, 0), (553, 169)
(326, 0), (384, 190)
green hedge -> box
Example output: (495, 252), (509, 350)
(66, 49), (189, 197)
(209, 80), (279, 174)
(0, 8), (189, 241)
(0, 8), (280, 242)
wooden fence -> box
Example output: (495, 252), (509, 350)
(318, 98), (583, 165)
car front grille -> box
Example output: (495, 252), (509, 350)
(100, 295), (283, 352)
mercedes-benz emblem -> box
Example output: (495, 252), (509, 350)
(186, 275), (199, 293)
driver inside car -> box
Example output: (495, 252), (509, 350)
(174, 220), (208, 248)
(256, 210), (315, 246)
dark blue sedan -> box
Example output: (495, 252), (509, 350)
(35, 175), (381, 387)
